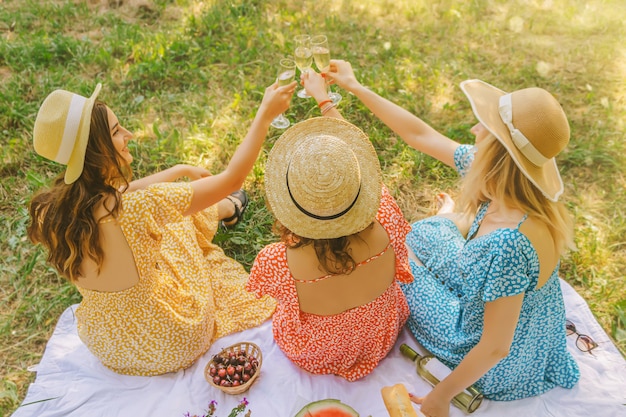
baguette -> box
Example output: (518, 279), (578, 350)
(381, 384), (424, 417)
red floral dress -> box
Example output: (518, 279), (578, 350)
(246, 186), (412, 381)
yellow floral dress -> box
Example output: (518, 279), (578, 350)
(75, 182), (276, 376)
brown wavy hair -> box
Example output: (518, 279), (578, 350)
(457, 134), (575, 255)
(274, 221), (373, 276)
(27, 101), (131, 281)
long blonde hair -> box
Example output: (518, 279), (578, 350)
(27, 102), (131, 281)
(457, 134), (575, 255)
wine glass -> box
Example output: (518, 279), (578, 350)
(310, 34), (342, 104)
(271, 58), (297, 129)
(294, 34), (313, 99)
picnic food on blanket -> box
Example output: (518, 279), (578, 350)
(204, 342), (262, 395)
(400, 344), (484, 413)
(294, 399), (359, 417)
(381, 384), (422, 417)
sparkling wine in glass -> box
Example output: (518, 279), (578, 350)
(310, 34), (341, 104)
(271, 58), (296, 129)
(294, 34), (313, 99)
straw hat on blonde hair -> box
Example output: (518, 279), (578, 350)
(460, 79), (570, 202)
(33, 84), (102, 184)
(265, 117), (382, 239)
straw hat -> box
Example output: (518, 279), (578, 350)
(460, 79), (570, 202)
(265, 117), (382, 239)
(33, 84), (102, 184)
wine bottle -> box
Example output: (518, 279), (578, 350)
(400, 344), (484, 414)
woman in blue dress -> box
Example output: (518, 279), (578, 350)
(323, 61), (580, 416)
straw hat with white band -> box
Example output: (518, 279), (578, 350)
(264, 117), (382, 240)
(33, 84), (102, 184)
(460, 79), (570, 202)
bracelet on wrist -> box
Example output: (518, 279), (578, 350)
(317, 99), (332, 108)
(320, 102), (336, 115)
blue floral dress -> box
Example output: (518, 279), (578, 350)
(401, 145), (580, 401)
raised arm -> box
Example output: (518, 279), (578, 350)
(327, 59), (459, 168)
(126, 164), (211, 192)
(184, 81), (296, 215)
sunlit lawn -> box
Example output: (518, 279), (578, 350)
(1, 0), (625, 415)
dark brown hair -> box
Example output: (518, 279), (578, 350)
(274, 221), (373, 276)
(27, 101), (131, 281)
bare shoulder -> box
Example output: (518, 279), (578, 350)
(518, 216), (559, 286)
(518, 216), (553, 250)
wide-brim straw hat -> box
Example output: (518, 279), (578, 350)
(265, 117), (382, 239)
(460, 79), (570, 202)
(33, 83), (102, 184)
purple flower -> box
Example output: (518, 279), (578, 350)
(185, 398), (250, 417)
(227, 398), (250, 417)
(207, 400), (218, 416)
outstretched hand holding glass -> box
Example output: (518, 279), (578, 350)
(310, 35), (341, 104)
(271, 58), (297, 129)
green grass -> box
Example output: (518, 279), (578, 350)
(1, 0), (625, 415)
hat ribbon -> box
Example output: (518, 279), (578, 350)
(498, 94), (548, 167)
(286, 171), (361, 221)
(55, 93), (87, 165)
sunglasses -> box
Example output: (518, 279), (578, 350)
(566, 319), (598, 353)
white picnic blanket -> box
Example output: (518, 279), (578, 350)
(11, 279), (626, 417)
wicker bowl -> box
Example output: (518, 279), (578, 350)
(204, 342), (262, 395)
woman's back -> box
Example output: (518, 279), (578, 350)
(403, 202), (579, 400)
(76, 198), (139, 292)
(290, 220), (395, 315)
(75, 183), (275, 376)
(471, 202), (559, 289)
(247, 186), (412, 381)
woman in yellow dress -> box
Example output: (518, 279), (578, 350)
(26, 81), (294, 376)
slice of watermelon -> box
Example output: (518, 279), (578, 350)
(294, 399), (360, 417)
